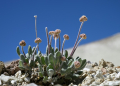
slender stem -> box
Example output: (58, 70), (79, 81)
(49, 35), (52, 45)
(37, 43), (39, 51)
(58, 62), (63, 72)
(55, 37), (57, 50)
(35, 17), (37, 38)
(62, 39), (66, 56)
(32, 44), (39, 60)
(21, 46), (26, 58)
(59, 34), (61, 51)
(45, 27), (50, 54)
(70, 22), (84, 57)
(71, 38), (83, 56)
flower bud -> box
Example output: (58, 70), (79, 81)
(74, 61), (81, 68)
(61, 56), (66, 61)
(34, 37), (42, 43)
(79, 15), (87, 22)
(19, 40), (26, 46)
(54, 29), (61, 34)
(80, 33), (87, 39)
(63, 34), (69, 40)
(53, 34), (59, 39)
(49, 31), (55, 35)
(34, 15), (37, 18)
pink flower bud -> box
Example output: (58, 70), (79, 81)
(61, 56), (66, 61)
(80, 33), (87, 39)
(79, 15), (87, 22)
(34, 37), (42, 43)
(19, 40), (26, 46)
(74, 61), (81, 68)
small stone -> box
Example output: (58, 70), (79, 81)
(116, 72), (120, 79)
(10, 64), (14, 68)
(11, 80), (17, 85)
(0, 79), (2, 85)
(24, 77), (30, 83)
(101, 68), (107, 75)
(0, 61), (5, 74)
(26, 83), (38, 86)
(3, 72), (9, 76)
(106, 62), (114, 67)
(99, 59), (107, 68)
(3, 84), (7, 86)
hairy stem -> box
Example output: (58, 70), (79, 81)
(55, 37), (57, 50)
(35, 17), (37, 38)
(59, 34), (61, 51)
(70, 22), (84, 57)
(21, 46), (26, 58)
(62, 39), (66, 56)
(49, 35), (52, 45)
(32, 44), (39, 60)
(37, 43), (39, 51)
(45, 27), (50, 54)
(71, 38), (83, 56)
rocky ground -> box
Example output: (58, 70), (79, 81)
(0, 59), (120, 86)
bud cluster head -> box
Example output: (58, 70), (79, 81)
(54, 29), (61, 35)
(74, 61), (81, 68)
(34, 38), (42, 43)
(61, 56), (66, 61)
(19, 40), (26, 46)
(79, 15), (87, 22)
(53, 34), (59, 39)
(80, 33), (87, 39)
(63, 34), (69, 40)
(49, 31), (55, 35)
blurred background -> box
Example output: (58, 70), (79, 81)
(0, 0), (120, 64)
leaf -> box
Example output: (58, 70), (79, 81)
(40, 56), (46, 65)
(61, 67), (72, 76)
(48, 53), (55, 65)
(38, 65), (43, 72)
(75, 70), (83, 75)
(43, 76), (48, 83)
(19, 60), (23, 67)
(54, 51), (61, 66)
(68, 59), (74, 67)
(28, 45), (32, 55)
(51, 47), (54, 55)
(64, 50), (68, 58)
(78, 59), (87, 70)
(20, 54), (25, 62)
(32, 47), (37, 55)
(26, 53), (30, 59)
(65, 76), (72, 80)
(39, 72), (43, 77)
(55, 47), (58, 53)
(44, 56), (48, 66)
(16, 46), (20, 56)
(34, 55), (40, 63)
(29, 59), (35, 68)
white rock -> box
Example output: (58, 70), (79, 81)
(94, 70), (104, 79)
(24, 77), (30, 83)
(54, 84), (62, 86)
(11, 80), (16, 85)
(116, 72), (120, 79)
(0, 79), (2, 85)
(83, 68), (90, 72)
(21, 75), (25, 79)
(0, 74), (11, 83)
(26, 83), (38, 86)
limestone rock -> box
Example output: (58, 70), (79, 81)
(0, 61), (5, 74)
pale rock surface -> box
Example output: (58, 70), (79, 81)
(67, 33), (120, 66)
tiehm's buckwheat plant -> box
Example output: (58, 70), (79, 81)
(16, 15), (88, 85)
